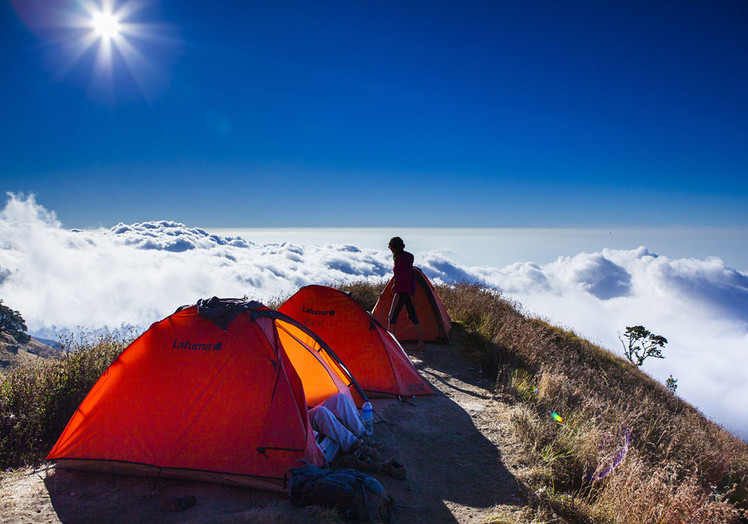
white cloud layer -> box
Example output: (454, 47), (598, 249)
(1, 194), (747, 440)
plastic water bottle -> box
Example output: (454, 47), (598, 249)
(362, 401), (374, 436)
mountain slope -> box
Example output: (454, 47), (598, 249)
(0, 333), (61, 371)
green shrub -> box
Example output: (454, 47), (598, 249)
(0, 331), (130, 468)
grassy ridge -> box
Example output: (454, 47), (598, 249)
(435, 282), (748, 523)
(1, 282), (747, 522)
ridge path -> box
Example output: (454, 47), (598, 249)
(0, 343), (532, 523)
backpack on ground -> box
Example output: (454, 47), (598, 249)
(288, 462), (395, 522)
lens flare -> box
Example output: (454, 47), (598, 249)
(550, 412), (563, 423)
(585, 428), (632, 482)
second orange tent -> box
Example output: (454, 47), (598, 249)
(279, 285), (433, 399)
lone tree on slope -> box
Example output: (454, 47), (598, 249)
(0, 300), (31, 344)
(620, 325), (668, 367)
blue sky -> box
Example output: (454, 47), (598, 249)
(2, 0), (747, 228)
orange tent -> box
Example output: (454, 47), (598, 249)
(372, 267), (452, 343)
(47, 298), (365, 491)
(279, 285), (433, 399)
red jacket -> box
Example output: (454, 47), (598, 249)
(393, 251), (416, 295)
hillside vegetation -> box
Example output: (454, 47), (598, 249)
(2, 282), (748, 522)
(0, 332), (128, 468)
(341, 281), (748, 523)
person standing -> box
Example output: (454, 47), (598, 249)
(387, 236), (425, 349)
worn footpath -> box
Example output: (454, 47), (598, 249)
(0, 344), (531, 523)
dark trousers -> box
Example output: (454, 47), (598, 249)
(388, 292), (419, 325)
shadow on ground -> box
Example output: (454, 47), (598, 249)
(36, 343), (522, 524)
(43, 467), (328, 523)
(370, 343), (525, 523)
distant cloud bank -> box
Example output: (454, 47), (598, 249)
(1, 193), (746, 439)
(111, 221), (253, 251)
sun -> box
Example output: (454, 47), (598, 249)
(9, 0), (180, 101)
(91, 10), (121, 40)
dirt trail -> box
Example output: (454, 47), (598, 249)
(372, 344), (528, 523)
(0, 344), (529, 523)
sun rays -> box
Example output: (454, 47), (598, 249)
(73, 0), (154, 97)
(11, 0), (178, 101)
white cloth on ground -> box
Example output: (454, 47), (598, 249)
(308, 393), (365, 454)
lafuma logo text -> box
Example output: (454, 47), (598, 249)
(302, 305), (335, 316)
(172, 339), (223, 351)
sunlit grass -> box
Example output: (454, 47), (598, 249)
(435, 281), (748, 522)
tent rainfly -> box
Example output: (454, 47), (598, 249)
(47, 297), (366, 491)
(279, 285), (433, 399)
(372, 267), (452, 343)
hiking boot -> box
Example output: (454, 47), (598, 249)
(343, 447), (378, 471)
(377, 458), (406, 480)
(360, 434), (384, 450)
(350, 439), (381, 462)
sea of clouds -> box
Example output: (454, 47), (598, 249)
(1, 193), (747, 440)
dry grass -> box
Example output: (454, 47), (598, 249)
(436, 281), (748, 522)
(593, 453), (741, 523)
